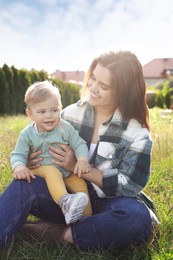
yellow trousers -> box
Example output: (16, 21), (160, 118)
(32, 165), (92, 216)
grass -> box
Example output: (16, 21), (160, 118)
(0, 108), (173, 259)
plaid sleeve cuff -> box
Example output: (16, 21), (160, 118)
(102, 169), (118, 196)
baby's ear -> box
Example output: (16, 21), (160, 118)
(26, 108), (31, 117)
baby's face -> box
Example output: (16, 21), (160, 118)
(28, 96), (61, 132)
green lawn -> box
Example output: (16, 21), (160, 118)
(0, 108), (173, 259)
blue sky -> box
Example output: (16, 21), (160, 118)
(0, 0), (173, 73)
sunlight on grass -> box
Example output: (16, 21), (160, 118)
(0, 115), (30, 190)
(0, 110), (173, 259)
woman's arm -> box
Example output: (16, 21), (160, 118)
(100, 135), (152, 197)
(81, 166), (103, 188)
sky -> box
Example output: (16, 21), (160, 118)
(0, 0), (173, 74)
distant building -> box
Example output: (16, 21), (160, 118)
(51, 70), (85, 86)
(143, 58), (173, 86)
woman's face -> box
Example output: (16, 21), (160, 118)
(88, 63), (117, 112)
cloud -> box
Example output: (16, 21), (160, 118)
(0, 0), (173, 73)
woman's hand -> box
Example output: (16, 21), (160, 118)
(27, 147), (43, 169)
(49, 144), (77, 172)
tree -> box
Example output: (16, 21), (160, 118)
(3, 64), (16, 114)
(0, 68), (10, 114)
(11, 66), (24, 113)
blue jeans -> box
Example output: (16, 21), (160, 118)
(0, 177), (152, 250)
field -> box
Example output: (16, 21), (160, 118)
(0, 108), (173, 259)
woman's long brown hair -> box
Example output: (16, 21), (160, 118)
(81, 51), (150, 130)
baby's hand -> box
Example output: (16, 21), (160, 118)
(74, 158), (91, 177)
(13, 165), (36, 183)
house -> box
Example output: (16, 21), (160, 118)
(143, 58), (173, 86)
(51, 70), (85, 86)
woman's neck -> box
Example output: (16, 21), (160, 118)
(91, 107), (116, 144)
(94, 106), (116, 122)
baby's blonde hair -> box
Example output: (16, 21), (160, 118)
(25, 80), (62, 110)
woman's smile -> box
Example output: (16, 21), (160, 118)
(90, 91), (99, 98)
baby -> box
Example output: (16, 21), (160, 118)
(11, 80), (92, 224)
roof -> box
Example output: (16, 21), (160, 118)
(143, 58), (173, 78)
(51, 70), (85, 83)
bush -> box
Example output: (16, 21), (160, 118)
(152, 81), (171, 109)
(146, 91), (156, 108)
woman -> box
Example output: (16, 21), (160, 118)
(0, 51), (158, 250)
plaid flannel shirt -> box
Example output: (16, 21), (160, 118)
(61, 98), (153, 198)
